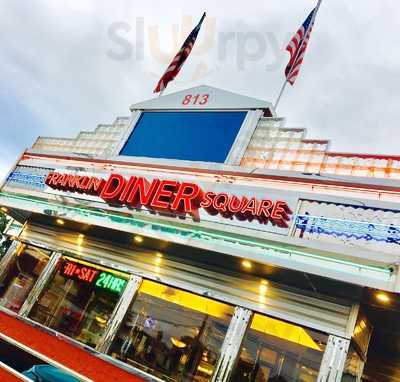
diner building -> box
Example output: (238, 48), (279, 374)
(0, 85), (399, 382)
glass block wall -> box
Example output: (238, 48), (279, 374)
(241, 117), (400, 179)
(31, 112), (400, 180)
(32, 117), (131, 157)
(241, 117), (328, 173)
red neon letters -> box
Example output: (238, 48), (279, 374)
(44, 172), (105, 195)
(199, 192), (291, 227)
(45, 172), (292, 226)
(61, 261), (99, 283)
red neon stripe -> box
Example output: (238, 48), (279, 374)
(301, 139), (329, 144)
(0, 312), (145, 382)
(21, 151), (400, 193)
(0, 367), (24, 382)
(326, 152), (400, 160)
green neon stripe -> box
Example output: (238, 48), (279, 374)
(0, 191), (390, 274)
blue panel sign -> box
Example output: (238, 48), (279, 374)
(120, 111), (247, 163)
(6, 166), (51, 191)
(295, 214), (400, 245)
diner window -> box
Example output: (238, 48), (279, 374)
(0, 244), (51, 313)
(231, 313), (328, 382)
(28, 257), (128, 348)
(109, 279), (234, 382)
(341, 346), (364, 382)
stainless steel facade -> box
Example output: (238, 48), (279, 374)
(0, 235), (356, 382)
(0, 85), (398, 381)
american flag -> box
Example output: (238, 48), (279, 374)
(154, 12), (206, 93)
(285, 8), (316, 85)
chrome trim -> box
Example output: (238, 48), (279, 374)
(12, 236), (61, 252)
(24, 146), (400, 191)
(113, 110), (142, 156)
(13, 313), (163, 382)
(3, 217), (15, 236)
(225, 110), (263, 166)
(0, 240), (20, 284)
(288, 197), (303, 237)
(7, 193), (395, 294)
(96, 275), (142, 354)
(211, 307), (252, 382)
(1, 235), (351, 382)
(95, 352), (165, 382)
(0, 305), (18, 318)
(17, 225), (354, 338)
(345, 303), (359, 338)
(352, 309), (373, 361)
(0, 360), (32, 382)
(19, 252), (62, 317)
(318, 335), (350, 382)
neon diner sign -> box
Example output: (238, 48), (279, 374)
(45, 172), (292, 227)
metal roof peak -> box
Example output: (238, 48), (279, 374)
(129, 84), (274, 111)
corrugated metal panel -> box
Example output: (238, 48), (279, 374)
(19, 223), (353, 338)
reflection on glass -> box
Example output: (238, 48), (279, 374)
(28, 258), (128, 348)
(341, 347), (364, 382)
(232, 313), (327, 382)
(109, 280), (234, 382)
(0, 244), (50, 312)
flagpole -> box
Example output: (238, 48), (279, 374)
(274, 80), (289, 110)
(274, 0), (323, 112)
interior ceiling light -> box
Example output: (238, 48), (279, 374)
(171, 337), (187, 348)
(259, 284), (268, 294)
(242, 260), (252, 269)
(376, 292), (390, 303)
(134, 235), (143, 243)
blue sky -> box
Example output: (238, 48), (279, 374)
(1, 0), (400, 180)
